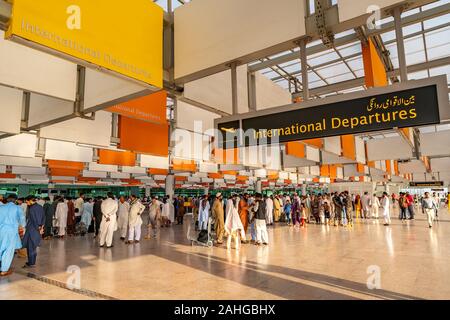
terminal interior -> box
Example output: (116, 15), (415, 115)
(0, 0), (450, 300)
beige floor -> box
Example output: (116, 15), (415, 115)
(1, 207), (450, 300)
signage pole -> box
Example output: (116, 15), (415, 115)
(299, 38), (310, 101)
(230, 62), (239, 115)
(393, 7), (408, 82)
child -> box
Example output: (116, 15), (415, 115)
(300, 203), (307, 228)
(284, 200), (292, 226)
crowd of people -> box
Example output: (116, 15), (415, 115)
(0, 189), (448, 277)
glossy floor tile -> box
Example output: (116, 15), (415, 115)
(1, 207), (449, 300)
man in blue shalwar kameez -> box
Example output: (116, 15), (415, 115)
(22, 196), (45, 269)
(0, 194), (26, 276)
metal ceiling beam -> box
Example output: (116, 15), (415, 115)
(292, 56), (450, 99)
(177, 96), (230, 117)
(249, 3), (450, 73)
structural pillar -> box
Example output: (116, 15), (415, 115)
(165, 174), (175, 200)
(301, 184), (307, 196)
(299, 38), (310, 101)
(145, 186), (151, 198)
(204, 187), (209, 196)
(255, 180), (262, 194)
(230, 62), (239, 115)
(393, 6), (408, 82)
(247, 72), (257, 111)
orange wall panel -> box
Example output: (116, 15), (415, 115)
(303, 138), (323, 149)
(285, 142), (305, 158)
(172, 159), (197, 172)
(357, 163), (365, 174)
(148, 168), (169, 175)
(329, 165), (338, 179)
(47, 160), (84, 170)
(341, 135), (356, 160)
(107, 91), (167, 125)
(320, 165), (330, 177)
(118, 116), (169, 156)
(0, 173), (17, 179)
(98, 149), (136, 167)
(50, 168), (81, 177)
(214, 148), (239, 165)
(208, 173), (223, 179)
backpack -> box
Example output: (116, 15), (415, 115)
(400, 197), (408, 209)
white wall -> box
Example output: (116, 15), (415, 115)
(420, 130), (450, 157)
(329, 182), (375, 195)
(183, 65), (249, 114)
(0, 86), (22, 134)
(83, 69), (148, 111)
(40, 111), (112, 147)
(0, 30), (77, 101)
(255, 72), (292, 110)
(28, 93), (74, 127)
(45, 140), (93, 162)
(0, 134), (37, 158)
(366, 136), (412, 161)
(176, 101), (220, 133)
(175, 0), (306, 80)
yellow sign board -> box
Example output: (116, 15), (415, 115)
(6, 0), (163, 88)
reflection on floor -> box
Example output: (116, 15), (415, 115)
(1, 207), (449, 300)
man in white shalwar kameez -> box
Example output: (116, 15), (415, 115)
(55, 198), (68, 238)
(265, 196), (274, 225)
(371, 193), (380, 219)
(117, 197), (130, 240)
(161, 197), (175, 226)
(381, 192), (391, 226)
(224, 198), (245, 251)
(127, 195), (145, 244)
(99, 193), (118, 248)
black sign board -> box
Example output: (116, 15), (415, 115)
(217, 84), (440, 148)
(409, 181), (444, 187)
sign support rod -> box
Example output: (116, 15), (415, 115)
(230, 62), (239, 115)
(393, 6), (408, 82)
(299, 38), (310, 101)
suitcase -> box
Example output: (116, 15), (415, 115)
(197, 230), (208, 243)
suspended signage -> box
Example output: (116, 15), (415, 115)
(409, 181), (444, 187)
(216, 77), (448, 148)
(6, 0), (163, 88)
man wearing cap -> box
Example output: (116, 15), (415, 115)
(212, 193), (224, 245)
(22, 196), (45, 268)
(0, 194), (25, 276)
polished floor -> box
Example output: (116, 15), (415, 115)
(1, 206), (449, 300)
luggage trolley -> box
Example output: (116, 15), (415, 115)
(187, 216), (214, 248)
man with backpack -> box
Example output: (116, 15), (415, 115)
(406, 192), (415, 220)
(399, 193), (409, 221)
